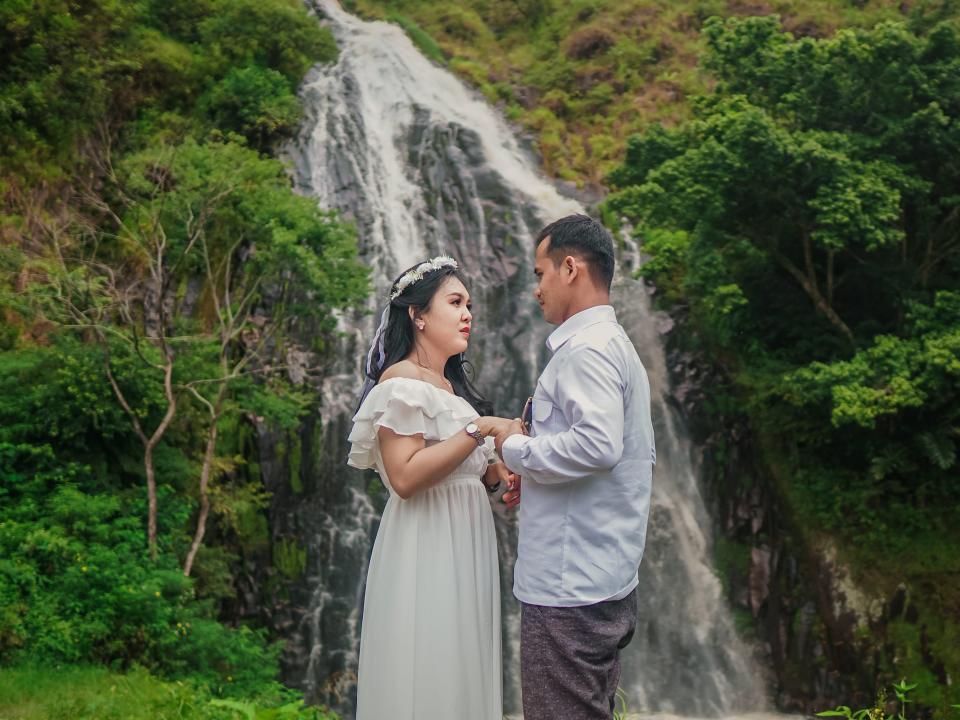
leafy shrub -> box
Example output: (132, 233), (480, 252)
(201, 66), (303, 149)
(564, 25), (617, 60)
(0, 448), (283, 696)
(0, 664), (341, 720)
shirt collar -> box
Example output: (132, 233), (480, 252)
(546, 304), (617, 353)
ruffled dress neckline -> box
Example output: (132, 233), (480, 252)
(347, 376), (495, 475)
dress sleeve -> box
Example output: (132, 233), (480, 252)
(347, 378), (480, 470)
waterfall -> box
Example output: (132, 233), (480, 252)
(281, 1), (769, 716)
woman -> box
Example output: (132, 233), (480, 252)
(347, 256), (519, 719)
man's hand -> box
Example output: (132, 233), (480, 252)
(502, 471), (521, 508)
(486, 462), (521, 507)
(494, 417), (525, 457)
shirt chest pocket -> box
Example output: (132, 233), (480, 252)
(531, 394), (561, 435)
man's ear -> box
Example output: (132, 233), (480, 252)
(562, 255), (579, 284)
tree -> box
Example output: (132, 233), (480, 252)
(608, 17), (959, 352)
(604, 15), (960, 541)
(19, 135), (368, 569)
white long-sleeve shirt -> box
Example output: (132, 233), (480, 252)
(502, 304), (655, 607)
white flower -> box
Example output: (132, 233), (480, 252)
(390, 255), (459, 300)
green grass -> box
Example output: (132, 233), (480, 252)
(0, 665), (220, 720)
(0, 665), (337, 720)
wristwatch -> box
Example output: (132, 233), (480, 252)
(465, 423), (499, 493)
(464, 422), (484, 447)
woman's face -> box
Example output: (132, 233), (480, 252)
(419, 275), (473, 357)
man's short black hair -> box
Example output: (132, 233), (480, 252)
(536, 214), (615, 291)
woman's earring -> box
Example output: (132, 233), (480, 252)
(416, 320), (425, 330)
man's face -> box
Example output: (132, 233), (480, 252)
(533, 237), (567, 324)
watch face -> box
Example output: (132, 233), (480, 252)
(465, 423), (479, 434)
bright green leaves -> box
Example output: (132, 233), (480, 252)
(0, 0), (364, 697)
(196, 0), (337, 81)
(807, 156), (906, 252)
(114, 134), (368, 324)
(784, 292), (960, 430)
(609, 95), (910, 265)
(785, 334), (928, 429)
(607, 15), (960, 353)
(605, 14), (960, 559)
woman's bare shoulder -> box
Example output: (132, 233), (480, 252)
(378, 360), (421, 383)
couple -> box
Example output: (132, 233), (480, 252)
(347, 214), (656, 719)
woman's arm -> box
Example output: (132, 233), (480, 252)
(379, 415), (513, 499)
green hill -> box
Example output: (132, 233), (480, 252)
(350, 0), (919, 183)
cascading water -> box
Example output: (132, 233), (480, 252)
(280, 1), (770, 716)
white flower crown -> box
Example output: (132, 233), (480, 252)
(390, 255), (459, 301)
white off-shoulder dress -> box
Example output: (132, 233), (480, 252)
(347, 377), (502, 720)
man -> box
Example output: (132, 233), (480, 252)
(495, 214), (656, 720)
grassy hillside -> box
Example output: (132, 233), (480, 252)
(349, 0), (916, 184)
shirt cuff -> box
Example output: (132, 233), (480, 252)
(501, 433), (530, 476)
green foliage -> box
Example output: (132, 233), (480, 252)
(0, 461), (227, 685)
(612, 686), (630, 720)
(388, 13), (446, 64)
(0, 130), (368, 673)
(605, 12), (960, 701)
(0, 0), (138, 176)
(0, 0), (368, 699)
(0, 412), (282, 696)
(783, 292), (960, 437)
(0, 664), (340, 720)
(210, 698), (337, 719)
(201, 66), (303, 150)
(0, 0), (336, 181)
(354, 0), (912, 182)
(9, 126), (368, 564)
(713, 536), (751, 594)
(273, 538), (307, 581)
(112, 133), (368, 326)
(196, 0), (337, 81)
(0, 342), (149, 450)
(606, 18), (960, 546)
(815, 678), (951, 720)
(0, 664), (221, 720)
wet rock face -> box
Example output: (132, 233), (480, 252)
(226, 396), (378, 708)
(662, 322), (919, 714)
(401, 109), (547, 413)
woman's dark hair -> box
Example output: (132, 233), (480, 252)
(365, 262), (493, 416)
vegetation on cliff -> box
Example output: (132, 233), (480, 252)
(1, 0), (365, 712)
(605, 14), (959, 711)
(349, 0), (918, 183)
